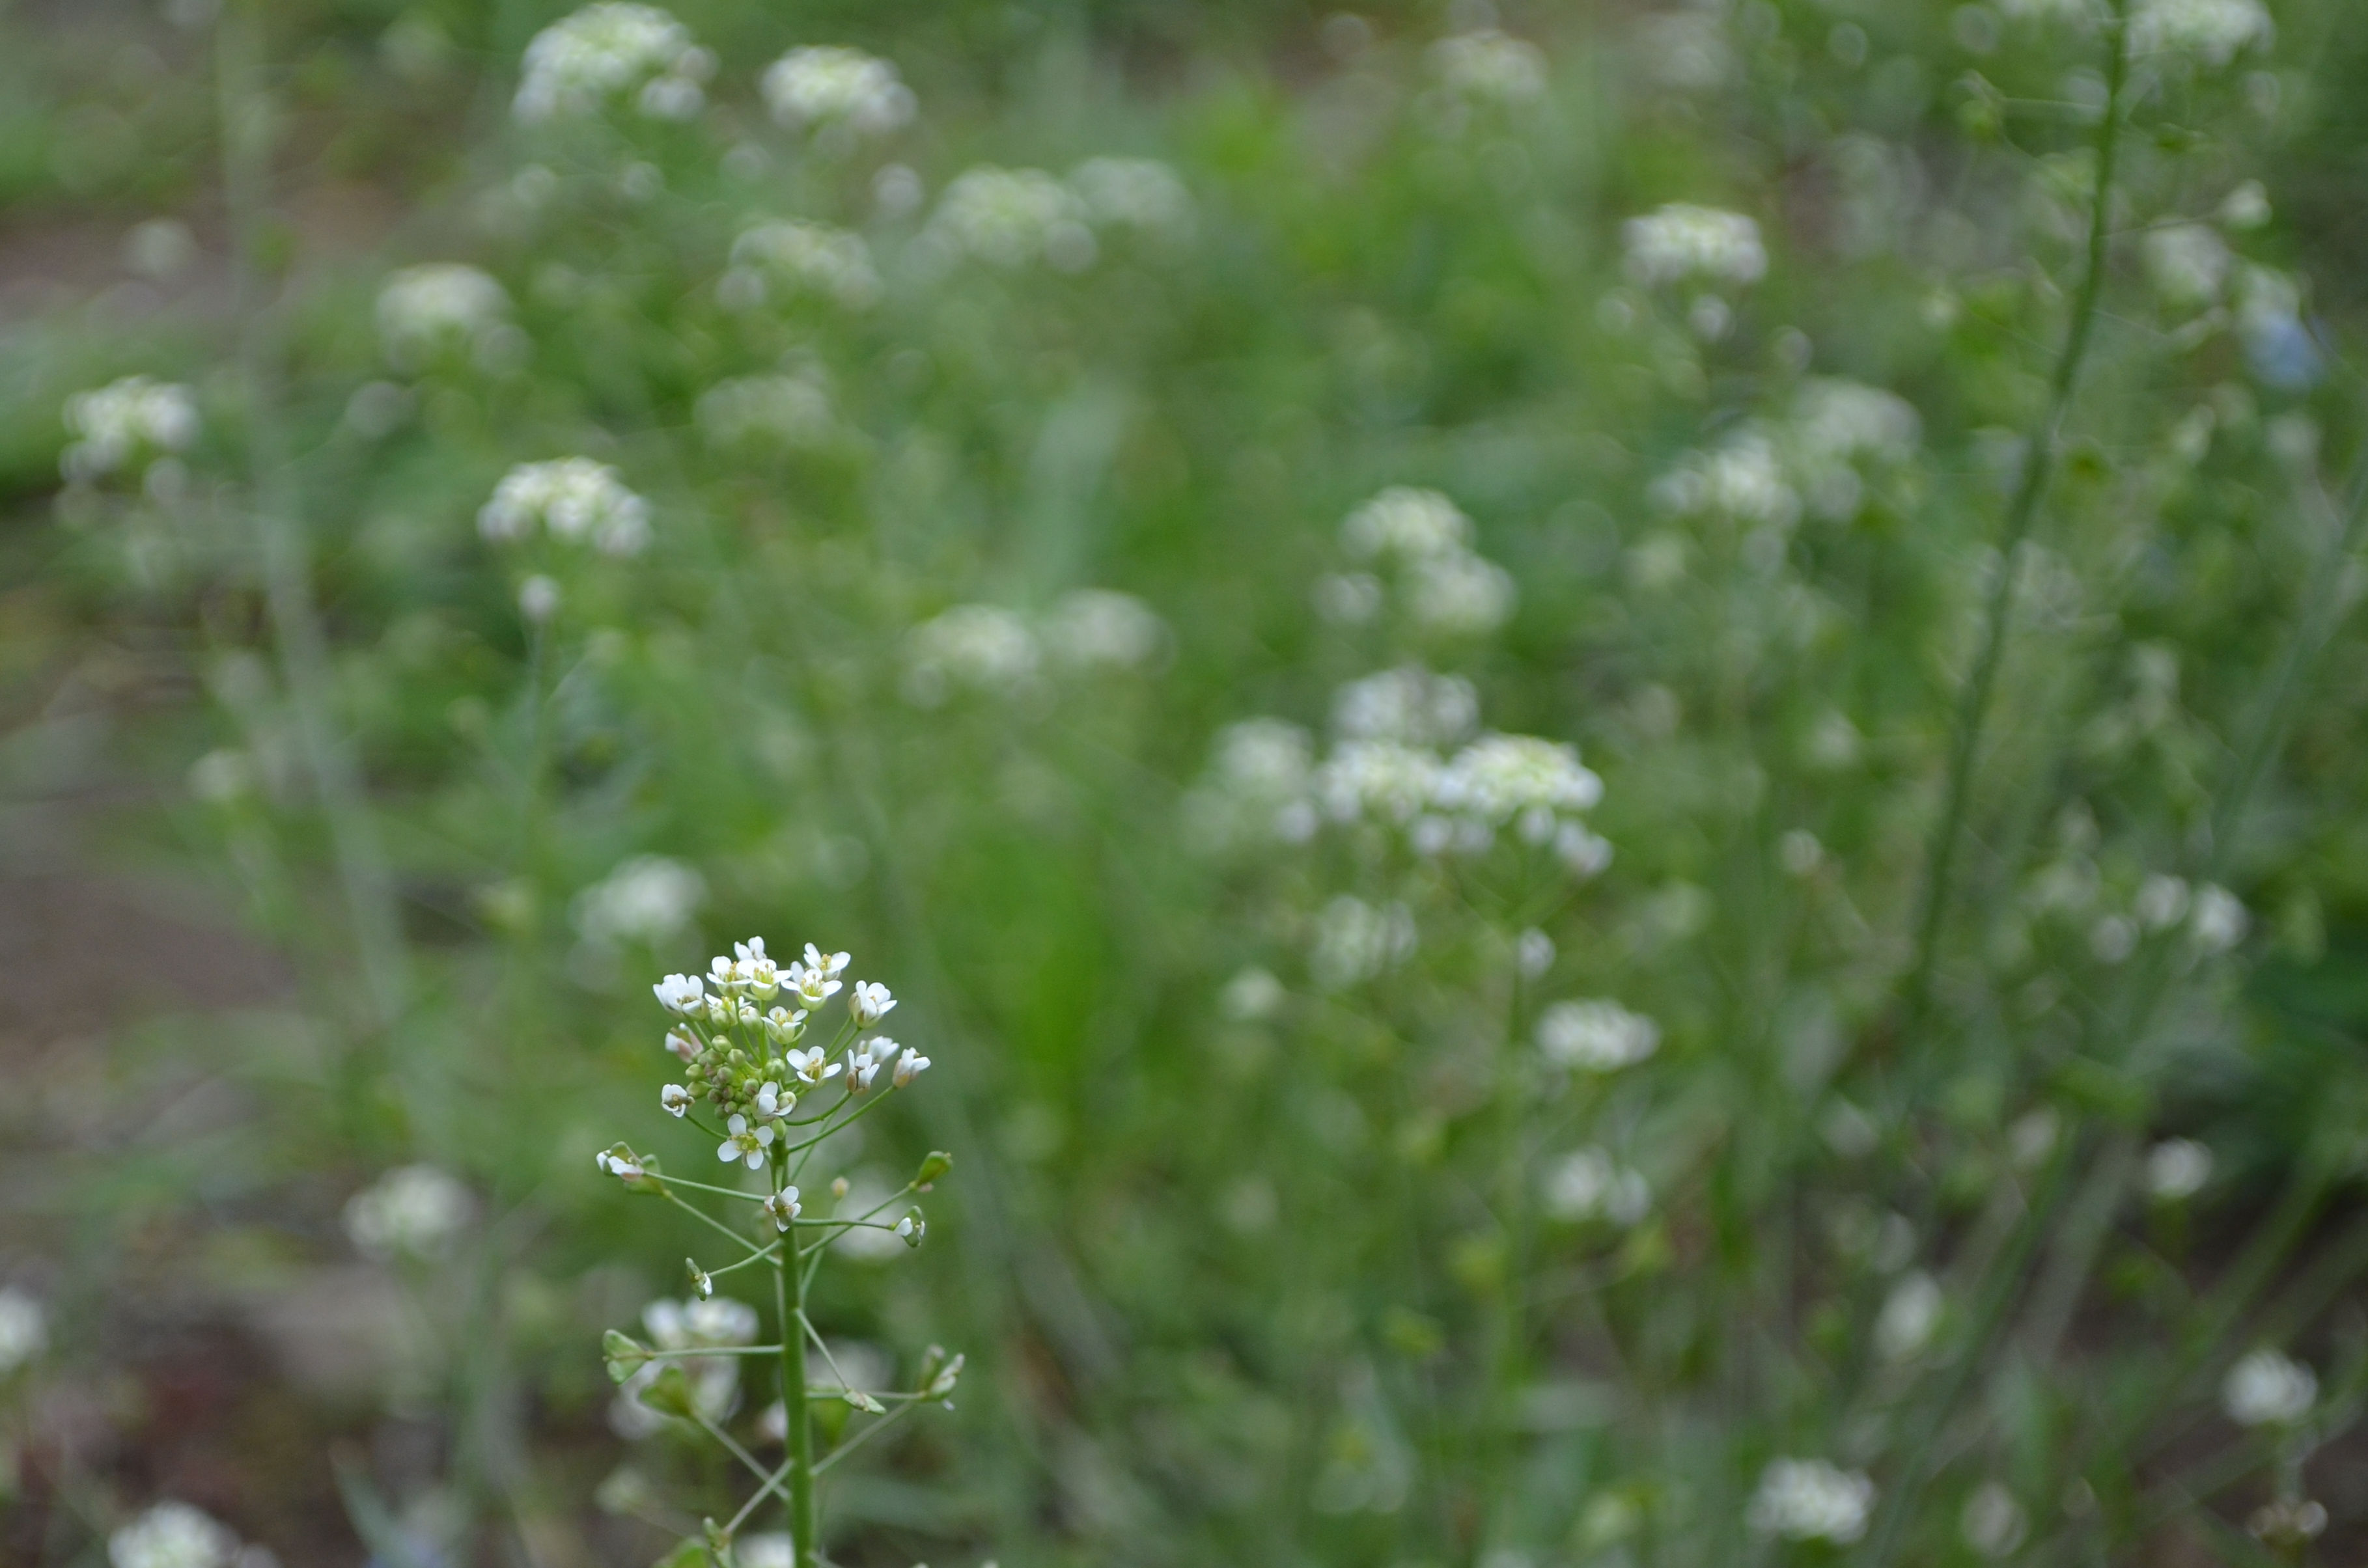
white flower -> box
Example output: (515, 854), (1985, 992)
(1537, 999), (1660, 1071)
(1310, 896), (1416, 990)
(1405, 551), (1517, 635)
(1747, 1459), (1876, 1544)
(577, 856), (706, 948)
(2144, 1137), (2213, 1200)
(1792, 378), (1921, 471)
(1043, 588), (1167, 669)
(1541, 1148), (1650, 1224)
(478, 457), (651, 557)
(1962, 1483), (2028, 1558)
(1221, 967), (1287, 1022)
(1623, 204), (1768, 289)
(1068, 157), (1195, 236)
(1341, 487), (1473, 564)
(2130, 0), (2273, 66)
(736, 1536), (794, 1568)
(2223, 1347), (2316, 1427)
(719, 1114), (776, 1168)
(61, 376), (199, 483)
(1187, 719), (1317, 849)
(595, 1145), (646, 1180)
(2145, 223), (2234, 309)
(663, 1026), (701, 1062)
(723, 221), (880, 310)
(1875, 1272), (1944, 1360)
(2190, 883), (2248, 953)
(513, 3), (712, 124)
(892, 1047), (931, 1087)
(1434, 735), (1604, 827)
(653, 972), (704, 1014)
(1430, 27), (1547, 103)
(695, 373), (833, 447)
(843, 1049), (881, 1092)
(518, 574), (562, 624)
(760, 1006), (807, 1044)
(108, 1503), (240, 1568)
(1651, 432), (1800, 529)
(921, 1347), (964, 1399)
(751, 1081), (793, 1120)
(761, 1187), (801, 1231)
(1332, 667), (1478, 747)
(849, 982), (897, 1028)
(376, 263), (512, 368)
(785, 1046), (838, 1086)
(344, 1164), (473, 1259)
(923, 167), (1096, 271)
(787, 956), (843, 1009)
(803, 944), (850, 980)
(2136, 873), (2193, 931)
(1314, 741), (1443, 828)
(660, 1083), (693, 1118)
(761, 46), (914, 137)
(904, 604), (1040, 706)
(0, 1287), (47, 1375)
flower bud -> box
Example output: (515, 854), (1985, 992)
(602, 1329), (652, 1382)
(915, 1150), (954, 1189)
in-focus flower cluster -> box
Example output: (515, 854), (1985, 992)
(761, 46), (915, 139)
(61, 376), (199, 484)
(719, 220), (882, 311)
(513, 2), (715, 124)
(375, 263), (516, 371)
(478, 458), (652, 557)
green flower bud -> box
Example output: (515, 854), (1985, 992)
(602, 1329), (652, 1383)
(914, 1150), (953, 1189)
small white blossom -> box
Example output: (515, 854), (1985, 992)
(1221, 967), (1287, 1022)
(578, 855), (706, 947)
(2145, 1137), (2214, 1200)
(904, 604), (1040, 706)
(2190, 883), (2248, 954)
(2136, 873), (2192, 931)
(1434, 735), (1604, 829)
(2145, 223), (2235, 309)
(664, 1026), (700, 1062)
(923, 167), (1096, 271)
(1623, 204), (1768, 289)
(1068, 157), (1195, 236)
(723, 221), (880, 310)
(660, 1083), (693, 1118)
(595, 1145), (646, 1180)
(376, 263), (513, 370)
(1430, 28), (1548, 104)
(762, 46), (915, 137)
(850, 982), (897, 1027)
(1405, 550), (1517, 634)
(695, 373), (833, 448)
(1316, 741), (1443, 827)
(514, 3), (713, 124)
(1652, 432), (1801, 529)
(751, 1081), (792, 1120)
(1332, 667), (1478, 747)
(2223, 1347), (2316, 1427)
(1341, 487), (1473, 564)
(1875, 1271), (1944, 1360)
(1187, 720), (1315, 849)
(1541, 1148), (1650, 1224)
(61, 376), (199, 483)
(344, 1164), (473, 1260)
(0, 1287), (47, 1375)
(1962, 1483), (2028, 1558)
(1747, 1459), (1876, 1544)
(479, 457), (651, 556)
(785, 1046), (837, 1086)
(1537, 999), (1660, 1071)
(518, 574), (562, 624)
(719, 1114), (776, 1168)
(2129, 0), (2274, 66)
(761, 1187), (801, 1231)
(1310, 896), (1416, 989)
(922, 1347), (964, 1399)
(843, 1050), (881, 1092)
(108, 1503), (240, 1568)
(1043, 588), (1167, 669)
(761, 1006), (808, 1044)
(892, 1047), (931, 1088)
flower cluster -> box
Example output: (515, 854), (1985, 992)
(572, 853), (706, 946)
(1311, 894), (1417, 989)
(1540, 1148), (1651, 1224)
(343, 1164), (473, 1261)
(477, 458), (652, 557)
(922, 166), (1098, 272)
(512, 2), (714, 124)
(1324, 488), (1516, 636)
(0, 1286), (45, 1375)
(2222, 1347), (2316, 1427)
(1747, 1459), (1876, 1543)
(1537, 998), (1659, 1071)
(1428, 28), (1548, 105)
(375, 263), (514, 370)
(760, 46), (915, 139)
(1067, 157), (1195, 238)
(1306, 731), (1609, 867)
(61, 376), (199, 484)
(720, 220), (882, 311)
(1621, 203), (1768, 290)
(1331, 666), (1478, 747)
(107, 1503), (243, 1568)
(610, 1295), (760, 1438)
(2129, 0), (2274, 66)
(694, 372), (835, 450)
(903, 590), (1165, 706)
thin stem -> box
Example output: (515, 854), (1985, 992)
(775, 1151), (818, 1567)
(662, 1189), (767, 1259)
(1897, 0), (2132, 1039)
(811, 1400), (921, 1477)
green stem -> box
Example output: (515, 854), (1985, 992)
(775, 1151), (818, 1567)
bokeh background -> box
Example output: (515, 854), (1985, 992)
(5, 0), (2368, 1564)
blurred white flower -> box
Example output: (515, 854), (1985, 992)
(1332, 667), (1478, 747)
(2190, 883), (2248, 954)
(518, 573), (562, 624)
(695, 373), (834, 448)
(924, 167), (1096, 271)
(830, 1174), (908, 1260)
(1434, 735), (1604, 831)
(1069, 157), (1195, 236)
(1316, 740), (1443, 827)
(1622, 204), (1767, 289)
(1962, 1482), (2028, 1558)
(1537, 999), (1660, 1071)
(0, 1287), (46, 1375)
(1651, 432), (1800, 529)
(760, 46), (914, 137)
(2144, 1137), (2213, 1200)
(109, 1504), (240, 1568)
(2144, 223), (2233, 309)
(904, 604), (1040, 706)
(513, 3), (712, 124)
(1541, 1148), (1650, 1224)
(1430, 28), (1548, 103)
(62, 376), (199, 483)
(376, 262), (514, 373)
(2223, 1347), (2316, 1427)
(1043, 588), (1167, 669)
(1194, 719), (1315, 844)
(722, 221), (880, 310)
(2135, 873), (2192, 931)
(1516, 928), (1555, 979)
(1341, 487), (1473, 564)
(576, 855), (706, 947)
(344, 1164), (473, 1260)
(1310, 896), (1415, 990)
(479, 458), (651, 556)
(612, 1295), (757, 1438)
(1406, 550), (1517, 635)
(2129, 0), (2273, 66)
(1221, 966), (1287, 1022)
(1747, 1459), (1875, 1544)
(736, 1535), (793, 1568)
(1875, 1271), (1943, 1360)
